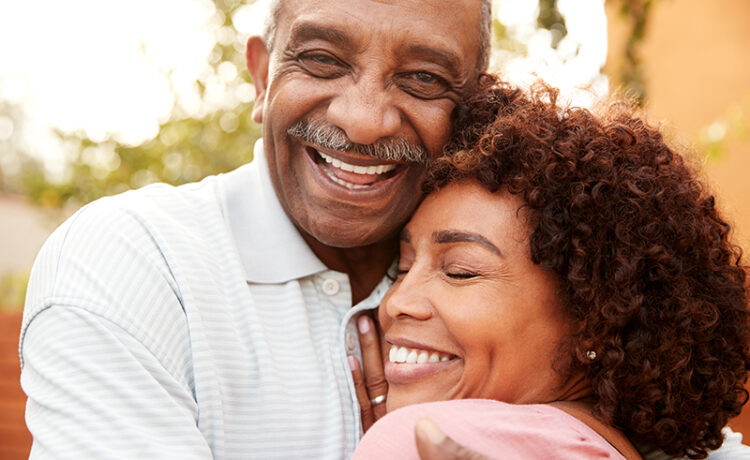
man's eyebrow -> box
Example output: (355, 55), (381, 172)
(403, 44), (461, 77)
(288, 21), (351, 47)
(399, 228), (411, 243)
(433, 230), (502, 256)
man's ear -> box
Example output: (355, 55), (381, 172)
(246, 36), (270, 124)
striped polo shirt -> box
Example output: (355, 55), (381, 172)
(20, 140), (390, 459)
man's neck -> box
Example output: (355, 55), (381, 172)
(301, 233), (398, 305)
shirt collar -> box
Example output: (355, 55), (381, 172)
(222, 139), (328, 283)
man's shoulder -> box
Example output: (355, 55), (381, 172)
(103, 174), (225, 230)
(22, 171), (250, 340)
(55, 170), (241, 250)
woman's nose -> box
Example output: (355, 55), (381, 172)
(382, 272), (434, 322)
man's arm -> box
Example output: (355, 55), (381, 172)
(640, 428), (750, 460)
(707, 429), (750, 460)
(22, 307), (212, 459)
(20, 198), (212, 459)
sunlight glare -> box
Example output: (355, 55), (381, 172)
(0, 0), (609, 165)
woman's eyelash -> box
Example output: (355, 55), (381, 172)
(446, 272), (477, 280)
(395, 268), (478, 278)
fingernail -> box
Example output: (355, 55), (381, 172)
(416, 417), (445, 444)
(348, 355), (357, 371)
(358, 315), (371, 334)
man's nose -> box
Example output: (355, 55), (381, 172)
(326, 75), (402, 146)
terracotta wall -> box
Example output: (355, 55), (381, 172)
(0, 313), (31, 459)
(607, 0), (750, 442)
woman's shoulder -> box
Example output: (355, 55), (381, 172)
(353, 399), (624, 460)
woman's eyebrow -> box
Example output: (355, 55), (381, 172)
(432, 230), (503, 257)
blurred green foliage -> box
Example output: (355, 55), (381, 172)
(9, 0), (259, 211)
(22, 107), (260, 210)
(697, 94), (750, 160)
(537, 0), (568, 48)
(611, 0), (656, 105)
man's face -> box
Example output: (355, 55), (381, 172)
(250, 0), (483, 248)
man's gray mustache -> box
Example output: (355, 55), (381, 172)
(287, 120), (429, 164)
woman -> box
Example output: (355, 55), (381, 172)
(350, 79), (749, 459)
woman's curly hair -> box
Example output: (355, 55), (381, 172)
(426, 77), (750, 458)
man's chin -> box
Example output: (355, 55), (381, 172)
(304, 223), (399, 250)
(290, 205), (407, 249)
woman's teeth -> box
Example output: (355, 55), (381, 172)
(317, 150), (397, 175)
(388, 345), (453, 364)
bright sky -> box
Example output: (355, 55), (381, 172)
(0, 0), (607, 170)
(493, 0), (609, 107)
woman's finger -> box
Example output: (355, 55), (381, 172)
(349, 355), (375, 431)
(357, 314), (388, 421)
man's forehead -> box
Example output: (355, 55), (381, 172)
(275, 0), (481, 63)
(279, 0), (477, 12)
(276, 0), (481, 38)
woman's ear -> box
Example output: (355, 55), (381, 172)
(246, 36), (270, 124)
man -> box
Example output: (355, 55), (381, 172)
(20, 0), (489, 458)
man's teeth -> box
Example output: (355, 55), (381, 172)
(388, 345), (453, 364)
(327, 174), (368, 189)
(318, 150), (397, 175)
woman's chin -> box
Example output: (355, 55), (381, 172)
(384, 389), (440, 414)
(384, 394), (404, 413)
(384, 391), (420, 413)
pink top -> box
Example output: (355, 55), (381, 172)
(352, 399), (625, 459)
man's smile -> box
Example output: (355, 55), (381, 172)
(305, 145), (408, 191)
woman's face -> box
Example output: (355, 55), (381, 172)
(380, 180), (572, 411)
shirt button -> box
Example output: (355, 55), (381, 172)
(322, 278), (340, 296)
(345, 332), (357, 352)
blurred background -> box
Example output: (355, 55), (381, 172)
(0, 0), (749, 458)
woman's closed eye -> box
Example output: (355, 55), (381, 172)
(445, 270), (478, 280)
(396, 265), (411, 277)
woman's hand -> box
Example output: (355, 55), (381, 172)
(349, 314), (388, 432)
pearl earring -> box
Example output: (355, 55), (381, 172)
(586, 350), (597, 360)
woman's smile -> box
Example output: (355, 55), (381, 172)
(383, 338), (461, 385)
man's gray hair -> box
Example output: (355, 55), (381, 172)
(261, 0), (492, 73)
